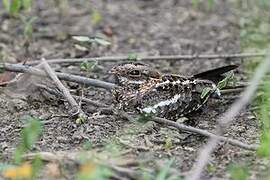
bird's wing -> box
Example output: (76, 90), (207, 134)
(138, 75), (216, 119)
(192, 65), (238, 83)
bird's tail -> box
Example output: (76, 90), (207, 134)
(193, 65), (238, 83)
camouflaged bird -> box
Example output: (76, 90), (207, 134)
(110, 62), (237, 120)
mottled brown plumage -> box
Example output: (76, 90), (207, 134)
(110, 63), (236, 120)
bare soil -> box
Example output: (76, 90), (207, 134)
(0, 0), (265, 179)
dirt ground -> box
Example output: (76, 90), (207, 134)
(0, 0), (266, 179)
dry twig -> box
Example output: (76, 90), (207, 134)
(1, 63), (116, 90)
(25, 52), (268, 65)
(119, 113), (257, 150)
(186, 56), (270, 180)
(220, 87), (244, 94)
(41, 59), (87, 122)
(152, 117), (257, 150)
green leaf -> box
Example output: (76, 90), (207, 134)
(14, 116), (43, 163)
(164, 137), (173, 150)
(14, 145), (25, 164)
(80, 60), (97, 72)
(21, 0), (32, 10)
(23, 16), (37, 39)
(207, 0), (214, 10)
(3, 0), (22, 15)
(156, 159), (174, 180)
(31, 155), (43, 179)
(2, 0), (11, 12)
(167, 176), (182, 180)
(217, 71), (234, 89)
(10, 0), (21, 15)
(76, 114), (86, 124)
(21, 117), (42, 149)
(76, 164), (112, 180)
(191, 0), (199, 9)
(82, 140), (92, 150)
(257, 131), (270, 157)
(207, 163), (217, 173)
(201, 87), (212, 99)
(128, 53), (138, 61)
(91, 10), (102, 25)
(229, 164), (249, 180)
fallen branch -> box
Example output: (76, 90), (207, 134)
(1, 63), (116, 90)
(152, 117), (257, 151)
(41, 59), (87, 122)
(25, 52), (268, 65)
(186, 56), (270, 180)
(220, 88), (244, 94)
(118, 112), (257, 150)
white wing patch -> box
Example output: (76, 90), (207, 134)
(155, 79), (196, 88)
(155, 80), (170, 87)
(141, 94), (182, 114)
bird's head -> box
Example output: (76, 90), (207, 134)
(109, 62), (161, 86)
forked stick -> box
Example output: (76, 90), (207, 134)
(41, 59), (87, 122)
(1, 63), (116, 90)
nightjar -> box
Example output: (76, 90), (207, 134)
(110, 62), (237, 120)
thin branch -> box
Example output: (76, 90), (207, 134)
(1, 63), (117, 90)
(118, 112), (257, 150)
(220, 88), (244, 94)
(41, 59), (87, 121)
(152, 117), (257, 150)
(25, 52), (268, 65)
(186, 56), (270, 180)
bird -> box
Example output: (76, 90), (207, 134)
(110, 62), (237, 120)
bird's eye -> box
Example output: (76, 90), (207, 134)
(129, 70), (141, 76)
